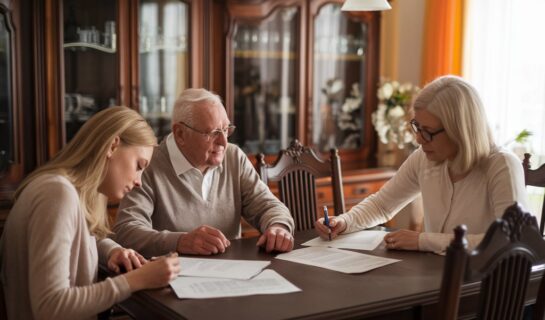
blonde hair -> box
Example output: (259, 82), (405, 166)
(171, 88), (224, 126)
(412, 75), (495, 174)
(15, 107), (157, 238)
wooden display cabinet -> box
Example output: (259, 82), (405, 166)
(225, 0), (380, 168)
(42, 0), (209, 154)
(1, 0), (393, 236)
(226, 0), (391, 236)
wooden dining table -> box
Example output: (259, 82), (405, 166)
(112, 229), (544, 320)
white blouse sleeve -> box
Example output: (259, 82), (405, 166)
(339, 149), (424, 233)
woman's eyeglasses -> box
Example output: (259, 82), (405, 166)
(410, 119), (445, 142)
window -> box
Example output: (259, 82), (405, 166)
(463, 0), (545, 217)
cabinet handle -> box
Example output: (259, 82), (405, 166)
(352, 187), (368, 195)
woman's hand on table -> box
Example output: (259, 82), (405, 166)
(384, 229), (420, 251)
(108, 247), (147, 273)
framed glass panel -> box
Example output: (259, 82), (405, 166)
(63, 0), (119, 142)
(139, 0), (189, 140)
(312, 3), (368, 151)
(0, 12), (12, 175)
(231, 7), (299, 155)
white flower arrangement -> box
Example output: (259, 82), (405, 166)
(372, 80), (420, 149)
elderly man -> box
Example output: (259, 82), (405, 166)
(113, 88), (294, 257)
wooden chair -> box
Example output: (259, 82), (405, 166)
(522, 153), (545, 235)
(256, 139), (345, 231)
(437, 202), (545, 320)
(0, 285), (6, 320)
(536, 274), (545, 320)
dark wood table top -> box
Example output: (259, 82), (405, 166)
(118, 230), (451, 320)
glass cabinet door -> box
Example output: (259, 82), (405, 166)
(312, 3), (369, 152)
(230, 7), (299, 155)
(0, 12), (12, 175)
(139, 0), (189, 140)
(63, 0), (119, 142)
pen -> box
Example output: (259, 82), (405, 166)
(151, 251), (177, 261)
(323, 206), (332, 241)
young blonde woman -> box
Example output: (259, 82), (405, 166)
(0, 107), (180, 320)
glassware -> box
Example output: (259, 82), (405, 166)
(312, 3), (368, 151)
(230, 7), (299, 154)
(139, 0), (189, 140)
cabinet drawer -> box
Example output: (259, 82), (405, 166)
(344, 180), (385, 200)
(316, 186), (333, 203)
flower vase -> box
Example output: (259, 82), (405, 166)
(378, 142), (417, 168)
(378, 142), (397, 167)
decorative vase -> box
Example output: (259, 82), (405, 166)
(378, 141), (417, 168)
(378, 141), (398, 167)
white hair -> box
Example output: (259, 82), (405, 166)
(171, 88), (224, 126)
(412, 75), (496, 174)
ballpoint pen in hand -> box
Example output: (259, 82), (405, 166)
(323, 206), (332, 241)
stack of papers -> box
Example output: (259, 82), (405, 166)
(302, 230), (389, 251)
(276, 246), (399, 274)
(171, 269), (301, 299)
(170, 231), (400, 298)
(179, 257), (270, 280)
(170, 258), (301, 299)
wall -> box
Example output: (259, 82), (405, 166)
(378, 0), (426, 230)
(380, 0), (426, 85)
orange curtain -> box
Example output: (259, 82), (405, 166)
(421, 0), (464, 86)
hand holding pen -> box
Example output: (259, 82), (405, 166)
(323, 206), (332, 241)
(314, 207), (348, 240)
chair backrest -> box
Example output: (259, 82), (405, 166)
(522, 153), (545, 235)
(536, 272), (545, 320)
(256, 139), (345, 231)
(437, 203), (545, 320)
(0, 284), (6, 320)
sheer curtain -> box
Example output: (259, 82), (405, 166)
(463, 0), (545, 216)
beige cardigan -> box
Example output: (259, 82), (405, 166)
(0, 174), (131, 320)
(113, 141), (294, 257)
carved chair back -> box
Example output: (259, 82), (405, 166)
(522, 153), (545, 235)
(256, 140), (345, 231)
(437, 203), (545, 320)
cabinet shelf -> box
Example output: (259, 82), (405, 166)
(63, 42), (116, 53)
(139, 45), (188, 54)
(234, 50), (296, 60)
(314, 52), (365, 61)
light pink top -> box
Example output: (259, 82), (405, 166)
(0, 174), (131, 320)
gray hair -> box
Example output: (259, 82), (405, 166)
(171, 88), (224, 126)
(412, 75), (495, 174)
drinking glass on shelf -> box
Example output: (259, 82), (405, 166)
(77, 28), (89, 43)
(89, 26), (99, 44)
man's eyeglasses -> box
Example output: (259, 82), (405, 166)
(180, 122), (236, 141)
(410, 119), (445, 143)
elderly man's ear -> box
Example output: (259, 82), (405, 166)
(172, 123), (186, 145)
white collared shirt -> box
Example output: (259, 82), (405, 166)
(166, 133), (217, 201)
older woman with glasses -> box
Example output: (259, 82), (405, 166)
(315, 75), (528, 253)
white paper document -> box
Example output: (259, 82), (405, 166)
(170, 269), (301, 299)
(302, 230), (389, 251)
(179, 257), (270, 280)
(276, 247), (400, 274)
